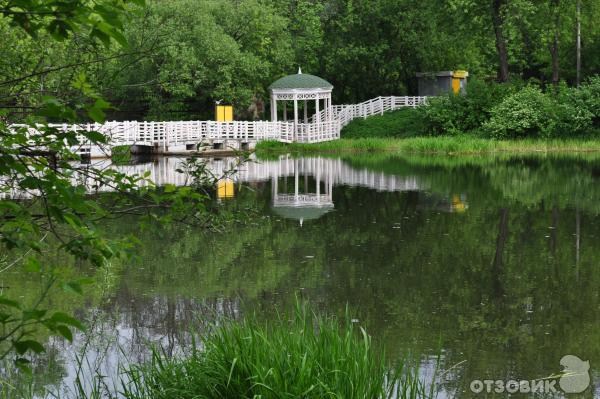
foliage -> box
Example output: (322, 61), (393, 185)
(255, 136), (600, 156)
(417, 80), (520, 136)
(93, 0), (293, 120)
(483, 86), (556, 139)
(3, 0), (600, 121)
(337, 79), (600, 140)
(0, 0), (235, 373)
(122, 302), (428, 399)
(0, 0), (144, 46)
(567, 76), (600, 128)
(553, 86), (595, 137)
(341, 108), (423, 139)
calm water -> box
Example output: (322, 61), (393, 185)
(8, 153), (600, 397)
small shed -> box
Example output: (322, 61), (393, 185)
(416, 71), (468, 96)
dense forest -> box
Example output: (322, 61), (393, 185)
(1, 0), (599, 121)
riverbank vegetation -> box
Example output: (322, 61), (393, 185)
(121, 303), (427, 399)
(256, 137), (600, 156)
(340, 78), (600, 140)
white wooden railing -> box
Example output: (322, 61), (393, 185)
(10, 96), (427, 154)
(310, 96), (427, 125)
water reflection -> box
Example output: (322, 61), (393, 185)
(4, 153), (600, 397)
(110, 155), (426, 223)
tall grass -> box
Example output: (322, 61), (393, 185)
(255, 137), (600, 156)
(122, 302), (430, 399)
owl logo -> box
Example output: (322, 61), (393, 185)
(559, 355), (590, 394)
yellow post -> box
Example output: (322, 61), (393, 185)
(217, 179), (235, 199)
(215, 105), (234, 121)
(452, 70), (468, 95)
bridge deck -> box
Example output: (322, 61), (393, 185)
(13, 96), (427, 157)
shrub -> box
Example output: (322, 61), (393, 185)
(483, 86), (556, 139)
(573, 76), (600, 128)
(553, 84), (595, 137)
(123, 303), (428, 399)
(341, 108), (424, 138)
(418, 79), (519, 136)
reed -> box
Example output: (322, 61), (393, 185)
(122, 302), (430, 399)
(255, 137), (600, 156)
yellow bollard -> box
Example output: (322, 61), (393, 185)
(215, 105), (234, 121)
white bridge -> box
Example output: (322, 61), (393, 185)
(16, 95), (426, 158)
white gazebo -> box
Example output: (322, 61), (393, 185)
(271, 157), (334, 226)
(269, 69), (335, 142)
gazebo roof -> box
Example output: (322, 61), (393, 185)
(272, 204), (334, 221)
(269, 70), (333, 91)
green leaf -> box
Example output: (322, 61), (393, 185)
(22, 309), (47, 321)
(0, 297), (21, 309)
(62, 281), (83, 295)
(55, 325), (74, 342)
(14, 358), (31, 374)
(14, 340), (45, 355)
(164, 184), (177, 193)
(87, 98), (111, 123)
(24, 257), (41, 273)
(49, 312), (85, 331)
(81, 130), (108, 144)
(0, 312), (12, 322)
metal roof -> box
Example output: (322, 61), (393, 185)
(269, 71), (333, 91)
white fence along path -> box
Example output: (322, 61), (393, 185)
(12, 96), (427, 157)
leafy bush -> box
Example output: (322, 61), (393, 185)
(341, 108), (424, 138)
(483, 86), (557, 139)
(553, 84), (595, 137)
(418, 79), (519, 136)
(573, 76), (600, 127)
(335, 78), (599, 140)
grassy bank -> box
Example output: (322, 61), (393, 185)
(255, 136), (600, 156)
(342, 108), (423, 139)
(122, 303), (428, 399)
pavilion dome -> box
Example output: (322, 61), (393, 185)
(272, 204), (334, 221)
(269, 70), (333, 91)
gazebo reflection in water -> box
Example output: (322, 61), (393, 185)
(271, 157), (334, 226)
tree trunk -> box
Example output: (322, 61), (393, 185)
(491, 0), (509, 82)
(550, 0), (561, 86)
(576, 0), (581, 87)
(492, 208), (509, 298)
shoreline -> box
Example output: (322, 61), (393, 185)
(254, 137), (600, 156)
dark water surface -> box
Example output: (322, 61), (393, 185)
(10, 153), (600, 397)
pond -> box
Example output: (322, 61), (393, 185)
(9, 153), (600, 397)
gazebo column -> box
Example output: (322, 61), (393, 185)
(315, 97), (320, 139)
(304, 100), (308, 123)
(272, 175), (278, 198)
(294, 158), (299, 199)
(271, 94), (277, 122)
(283, 101), (287, 121)
(293, 94), (299, 142)
(316, 158), (321, 199)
